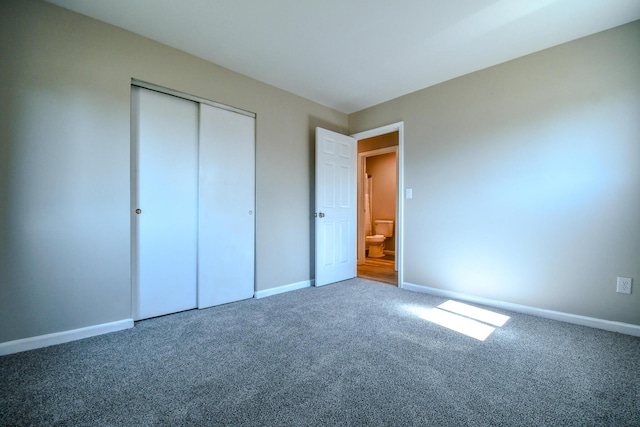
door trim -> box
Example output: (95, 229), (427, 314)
(351, 122), (405, 288)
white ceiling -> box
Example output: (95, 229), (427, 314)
(45, 0), (640, 114)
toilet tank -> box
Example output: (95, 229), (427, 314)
(374, 220), (394, 237)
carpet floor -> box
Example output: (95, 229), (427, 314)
(1, 278), (639, 426)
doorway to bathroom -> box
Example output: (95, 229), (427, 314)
(356, 132), (399, 286)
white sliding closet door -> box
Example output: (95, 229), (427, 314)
(132, 87), (198, 320)
(198, 104), (255, 308)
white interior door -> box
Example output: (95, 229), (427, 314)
(315, 127), (357, 286)
(132, 87), (198, 320)
(198, 104), (255, 307)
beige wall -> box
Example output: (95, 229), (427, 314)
(0, 0), (347, 343)
(350, 21), (640, 326)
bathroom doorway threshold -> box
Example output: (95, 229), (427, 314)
(357, 255), (397, 286)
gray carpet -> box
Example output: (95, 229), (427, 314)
(1, 278), (639, 426)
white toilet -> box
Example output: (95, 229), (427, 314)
(365, 220), (394, 258)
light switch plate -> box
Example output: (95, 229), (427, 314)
(405, 188), (413, 199)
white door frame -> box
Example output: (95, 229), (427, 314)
(351, 122), (404, 288)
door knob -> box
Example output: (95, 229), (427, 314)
(135, 209), (142, 214)
(318, 212), (325, 218)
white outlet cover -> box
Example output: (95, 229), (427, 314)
(616, 277), (632, 294)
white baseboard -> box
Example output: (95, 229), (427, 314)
(403, 282), (640, 337)
(254, 279), (312, 299)
(0, 319), (134, 356)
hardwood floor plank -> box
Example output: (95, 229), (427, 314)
(357, 255), (397, 285)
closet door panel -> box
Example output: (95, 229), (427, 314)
(198, 104), (255, 308)
(132, 87), (198, 320)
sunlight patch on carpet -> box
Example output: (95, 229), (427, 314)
(438, 300), (510, 327)
(403, 301), (510, 341)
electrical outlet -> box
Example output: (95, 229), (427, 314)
(616, 277), (632, 294)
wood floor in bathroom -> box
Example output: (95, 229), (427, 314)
(357, 254), (397, 285)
